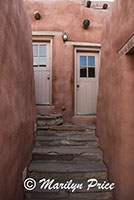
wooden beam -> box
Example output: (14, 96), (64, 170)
(118, 34), (134, 57)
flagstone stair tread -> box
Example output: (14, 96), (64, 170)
(29, 161), (107, 173)
(35, 134), (98, 141)
(32, 146), (102, 155)
(25, 118), (113, 200)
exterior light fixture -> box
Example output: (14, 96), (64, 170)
(103, 4), (108, 9)
(86, 1), (91, 8)
(62, 33), (68, 42)
(34, 11), (41, 20)
(83, 19), (90, 29)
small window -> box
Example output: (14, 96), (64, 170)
(80, 67), (87, 77)
(88, 56), (95, 66)
(33, 45), (38, 56)
(80, 56), (87, 66)
(33, 57), (38, 67)
(79, 55), (96, 78)
(33, 44), (47, 67)
(88, 67), (95, 77)
(40, 45), (46, 56)
(39, 57), (46, 67)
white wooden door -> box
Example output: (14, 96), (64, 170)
(76, 52), (99, 115)
(33, 42), (51, 105)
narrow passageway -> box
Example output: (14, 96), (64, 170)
(24, 115), (113, 200)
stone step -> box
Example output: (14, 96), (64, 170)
(28, 161), (107, 180)
(25, 123), (113, 200)
(34, 134), (99, 147)
(36, 105), (56, 115)
(37, 114), (63, 126)
(25, 191), (113, 200)
(37, 124), (96, 132)
(32, 146), (102, 162)
(69, 192), (113, 200)
(37, 129), (95, 138)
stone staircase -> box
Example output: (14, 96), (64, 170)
(25, 115), (113, 200)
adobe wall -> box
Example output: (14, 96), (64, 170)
(96, 0), (134, 199)
(25, 0), (108, 122)
(0, 0), (36, 200)
(24, 0), (113, 8)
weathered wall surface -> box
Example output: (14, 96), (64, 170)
(97, 0), (134, 199)
(0, 0), (36, 200)
(24, 0), (113, 8)
(25, 0), (108, 122)
(25, 0), (107, 42)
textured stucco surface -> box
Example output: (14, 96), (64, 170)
(24, 0), (113, 8)
(0, 0), (36, 199)
(25, 0), (108, 122)
(96, 0), (134, 199)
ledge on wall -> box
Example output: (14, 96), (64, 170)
(118, 34), (134, 57)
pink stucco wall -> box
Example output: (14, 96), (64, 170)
(97, 0), (134, 199)
(25, 0), (108, 122)
(0, 0), (36, 199)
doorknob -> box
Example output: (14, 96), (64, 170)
(77, 85), (80, 88)
(47, 77), (50, 80)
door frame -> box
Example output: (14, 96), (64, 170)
(32, 35), (53, 105)
(74, 45), (101, 116)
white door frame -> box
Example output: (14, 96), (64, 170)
(32, 35), (53, 105)
(74, 45), (101, 116)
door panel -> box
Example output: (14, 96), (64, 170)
(33, 42), (51, 105)
(76, 52), (99, 115)
(34, 70), (50, 104)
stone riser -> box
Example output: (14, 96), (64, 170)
(32, 145), (102, 162)
(37, 130), (95, 137)
(37, 125), (95, 132)
(28, 171), (107, 180)
(36, 106), (56, 116)
(34, 132), (99, 147)
(37, 115), (63, 126)
(32, 153), (102, 162)
(25, 191), (113, 200)
(37, 119), (63, 126)
(35, 140), (99, 147)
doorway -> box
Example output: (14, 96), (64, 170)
(33, 42), (52, 105)
(75, 50), (99, 115)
